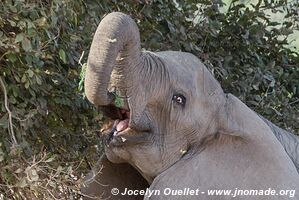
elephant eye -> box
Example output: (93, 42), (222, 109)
(172, 94), (186, 106)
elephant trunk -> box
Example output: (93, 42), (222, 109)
(84, 12), (142, 106)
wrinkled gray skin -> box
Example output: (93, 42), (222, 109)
(81, 12), (299, 200)
(260, 116), (299, 171)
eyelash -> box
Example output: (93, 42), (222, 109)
(172, 94), (186, 106)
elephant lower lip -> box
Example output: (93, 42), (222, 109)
(105, 128), (130, 147)
(106, 129), (151, 147)
(102, 119), (130, 146)
(104, 125), (150, 147)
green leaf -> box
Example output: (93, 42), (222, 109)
(78, 63), (87, 92)
(6, 53), (17, 63)
(21, 75), (27, 83)
(78, 79), (84, 91)
(14, 75), (20, 83)
(35, 17), (47, 27)
(268, 21), (280, 26)
(27, 69), (34, 78)
(15, 33), (24, 43)
(25, 81), (30, 89)
(114, 97), (124, 108)
(36, 76), (42, 85)
(59, 49), (67, 63)
(113, 92), (124, 108)
(15, 168), (22, 173)
(16, 178), (27, 188)
(7, 19), (16, 27)
(21, 37), (32, 52)
(0, 151), (4, 162)
(45, 155), (56, 163)
(0, 113), (8, 128)
(30, 169), (39, 182)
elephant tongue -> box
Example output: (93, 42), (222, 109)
(116, 119), (129, 132)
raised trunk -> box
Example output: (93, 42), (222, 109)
(84, 12), (142, 106)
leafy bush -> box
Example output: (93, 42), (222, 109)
(0, 0), (101, 198)
(0, 0), (298, 199)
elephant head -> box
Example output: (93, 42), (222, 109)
(84, 12), (226, 182)
(82, 12), (299, 200)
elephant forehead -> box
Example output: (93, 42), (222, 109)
(156, 51), (204, 88)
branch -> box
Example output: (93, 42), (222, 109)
(0, 76), (18, 146)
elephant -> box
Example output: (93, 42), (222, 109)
(81, 12), (299, 200)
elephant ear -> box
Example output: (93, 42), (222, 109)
(81, 155), (148, 200)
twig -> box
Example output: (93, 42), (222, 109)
(78, 51), (85, 66)
(39, 186), (60, 200)
(40, 27), (61, 50)
(0, 76), (18, 146)
(290, 99), (299, 105)
(76, 190), (103, 200)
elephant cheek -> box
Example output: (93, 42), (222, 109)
(105, 148), (127, 164)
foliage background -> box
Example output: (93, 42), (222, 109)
(0, 0), (298, 199)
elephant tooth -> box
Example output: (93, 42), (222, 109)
(180, 149), (187, 155)
(117, 57), (124, 61)
(121, 137), (127, 142)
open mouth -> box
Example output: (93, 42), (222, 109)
(113, 108), (130, 134)
(99, 105), (152, 147)
(99, 105), (131, 145)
